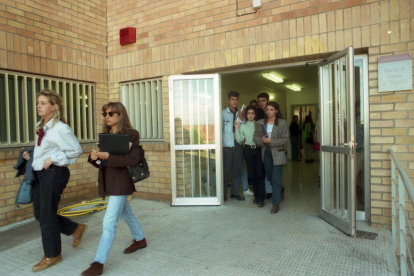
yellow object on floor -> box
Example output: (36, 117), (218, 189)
(57, 196), (133, 217)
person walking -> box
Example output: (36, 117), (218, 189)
(289, 115), (300, 161)
(302, 115), (314, 163)
(254, 102), (288, 214)
(235, 106), (266, 207)
(22, 89), (84, 272)
(81, 102), (146, 276)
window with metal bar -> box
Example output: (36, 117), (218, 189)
(0, 70), (95, 146)
(120, 78), (163, 141)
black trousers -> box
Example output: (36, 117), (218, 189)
(243, 146), (265, 201)
(33, 165), (78, 258)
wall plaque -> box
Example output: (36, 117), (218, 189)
(378, 53), (412, 93)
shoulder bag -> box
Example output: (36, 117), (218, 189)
(128, 145), (150, 183)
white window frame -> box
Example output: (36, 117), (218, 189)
(0, 70), (95, 147)
(120, 78), (164, 142)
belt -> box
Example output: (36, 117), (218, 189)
(245, 144), (260, 149)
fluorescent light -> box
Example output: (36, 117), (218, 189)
(286, 84), (301, 91)
(262, 73), (283, 83)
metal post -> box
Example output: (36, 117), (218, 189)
(391, 158), (397, 251)
(399, 173), (407, 276)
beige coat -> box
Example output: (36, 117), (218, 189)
(253, 118), (288, 166)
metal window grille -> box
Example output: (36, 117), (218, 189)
(0, 70), (95, 146)
(120, 78), (163, 141)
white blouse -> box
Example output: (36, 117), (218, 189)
(32, 120), (82, 171)
(266, 123), (274, 138)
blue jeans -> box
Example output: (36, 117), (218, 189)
(290, 135), (299, 160)
(94, 196), (145, 264)
(264, 148), (285, 205)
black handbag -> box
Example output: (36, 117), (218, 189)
(306, 135), (314, 145)
(128, 145), (150, 183)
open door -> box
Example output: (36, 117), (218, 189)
(319, 47), (356, 236)
(169, 74), (222, 206)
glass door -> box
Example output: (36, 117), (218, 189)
(169, 74), (222, 206)
(319, 47), (356, 236)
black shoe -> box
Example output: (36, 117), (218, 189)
(230, 195), (245, 201)
(257, 200), (264, 207)
(265, 193), (272, 199)
(253, 198), (258, 204)
(224, 195), (228, 201)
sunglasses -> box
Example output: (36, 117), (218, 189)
(102, 111), (119, 118)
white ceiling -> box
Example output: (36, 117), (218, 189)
(221, 65), (319, 92)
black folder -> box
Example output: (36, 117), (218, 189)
(98, 133), (130, 155)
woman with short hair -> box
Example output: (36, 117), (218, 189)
(235, 105), (266, 207)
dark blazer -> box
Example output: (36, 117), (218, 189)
(89, 129), (141, 199)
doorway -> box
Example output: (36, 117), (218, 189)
(169, 51), (370, 234)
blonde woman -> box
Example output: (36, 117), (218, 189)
(22, 90), (84, 272)
(81, 102), (146, 276)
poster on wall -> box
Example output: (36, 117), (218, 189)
(378, 53), (413, 93)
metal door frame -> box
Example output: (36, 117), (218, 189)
(169, 74), (223, 206)
(319, 47), (356, 236)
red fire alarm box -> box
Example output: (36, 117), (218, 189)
(120, 27), (136, 46)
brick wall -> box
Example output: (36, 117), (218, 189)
(0, 0), (412, 228)
(0, 0), (108, 226)
(106, 0), (414, 228)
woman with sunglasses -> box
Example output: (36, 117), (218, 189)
(81, 102), (146, 276)
(254, 101), (288, 214)
(22, 90), (84, 272)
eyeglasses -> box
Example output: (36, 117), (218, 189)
(102, 112), (119, 118)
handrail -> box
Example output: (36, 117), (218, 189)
(389, 147), (414, 276)
(389, 148), (414, 202)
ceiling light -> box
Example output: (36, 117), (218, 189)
(286, 84), (301, 91)
(262, 73), (283, 83)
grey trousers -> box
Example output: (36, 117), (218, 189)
(223, 143), (243, 197)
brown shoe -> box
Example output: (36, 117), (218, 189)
(271, 204), (279, 214)
(32, 255), (62, 272)
(81, 262), (103, 276)
(123, 238), (147, 254)
(72, 223), (87, 247)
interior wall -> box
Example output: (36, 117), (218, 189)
(286, 88), (320, 158)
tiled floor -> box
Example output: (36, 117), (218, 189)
(0, 161), (398, 275)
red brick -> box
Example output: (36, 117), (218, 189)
(299, 7), (320, 16)
(343, 0), (365, 8)
(280, 11), (299, 20)
(321, 2), (342, 12)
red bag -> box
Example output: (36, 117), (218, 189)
(313, 130), (320, 151)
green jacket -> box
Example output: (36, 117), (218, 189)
(301, 122), (312, 142)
